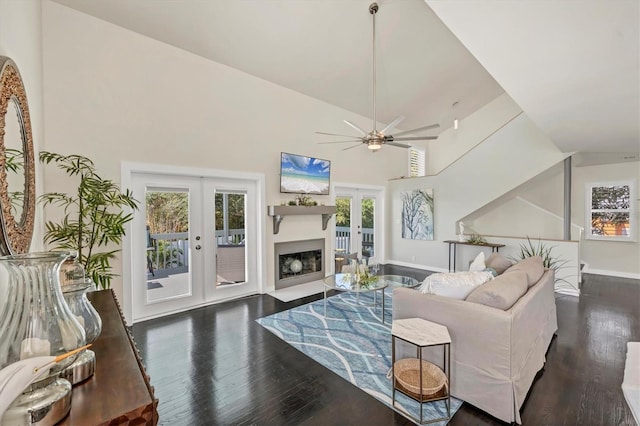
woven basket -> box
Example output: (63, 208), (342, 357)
(393, 358), (447, 400)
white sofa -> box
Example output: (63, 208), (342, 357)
(392, 257), (558, 424)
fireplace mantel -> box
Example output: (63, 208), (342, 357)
(267, 205), (336, 234)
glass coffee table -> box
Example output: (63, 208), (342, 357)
(322, 274), (420, 323)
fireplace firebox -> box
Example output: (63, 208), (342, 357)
(274, 239), (325, 289)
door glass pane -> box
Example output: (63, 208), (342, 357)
(215, 192), (247, 286)
(361, 197), (375, 259)
(145, 189), (191, 302)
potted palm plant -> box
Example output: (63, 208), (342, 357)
(514, 236), (569, 284)
(39, 151), (139, 289)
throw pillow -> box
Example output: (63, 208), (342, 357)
(419, 271), (494, 300)
(508, 256), (544, 287)
(484, 267), (498, 277)
(465, 270), (528, 310)
(485, 252), (513, 275)
(469, 252), (486, 272)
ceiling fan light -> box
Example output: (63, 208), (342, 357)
(368, 142), (382, 151)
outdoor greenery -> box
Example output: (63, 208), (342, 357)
(336, 198), (350, 226)
(589, 184), (630, 236)
(153, 239), (184, 269)
(145, 191), (245, 235)
(146, 192), (189, 233)
(39, 151), (139, 289)
(336, 197), (374, 228)
(216, 193), (245, 232)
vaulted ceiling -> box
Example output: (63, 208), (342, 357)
(52, 0), (639, 159)
(427, 0), (639, 158)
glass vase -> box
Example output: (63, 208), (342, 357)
(348, 258), (370, 285)
(59, 250), (85, 287)
(0, 251), (86, 425)
(61, 278), (102, 384)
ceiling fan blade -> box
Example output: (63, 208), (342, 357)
(343, 120), (368, 136)
(317, 140), (363, 144)
(386, 142), (412, 149)
(342, 143), (364, 151)
(392, 123), (440, 137)
(380, 115), (405, 135)
(315, 131), (361, 138)
(392, 136), (438, 141)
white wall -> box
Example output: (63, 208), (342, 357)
(427, 93), (522, 175)
(464, 160), (640, 279)
(41, 1), (409, 300)
(0, 0), (44, 251)
(463, 163), (572, 240)
(574, 161), (640, 278)
(471, 197), (569, 239)
(387, 98), (566, 272)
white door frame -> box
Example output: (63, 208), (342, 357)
(332, 182), (385, 268)
(202, 180), (259, 302)
(121, 161), (266, 324)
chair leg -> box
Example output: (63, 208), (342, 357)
(147, 255), (155, 277)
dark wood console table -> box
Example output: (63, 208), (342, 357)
(59, 290), (158, 425)
(443, 240), (505, 272)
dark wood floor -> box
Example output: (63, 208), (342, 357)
(131, 267), (640, 425)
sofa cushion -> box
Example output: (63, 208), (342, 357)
(508, 256), (544, 287)
(465, 270), (528, 310)
(419, 271), (494, 300)
(485, 252), (513, 275)
(469, 252), (486, 272)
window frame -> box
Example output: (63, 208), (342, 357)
(585, 180), (637, 242)
(408, 146), (425, 177)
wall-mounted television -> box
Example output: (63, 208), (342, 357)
(280, 152), (331, 195)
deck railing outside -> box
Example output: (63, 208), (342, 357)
(147, 227), (373, 274)
(148, 229), (246, 271)
(336, 226), (374, 256)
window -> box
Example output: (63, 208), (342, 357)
(585, 181), (636, 241)
(408, 147), (425, 177)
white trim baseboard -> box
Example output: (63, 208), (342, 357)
(583, 268), (640, 280)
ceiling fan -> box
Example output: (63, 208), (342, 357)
(317, 2), (439, 152)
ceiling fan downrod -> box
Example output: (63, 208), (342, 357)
(314, 2), (439, 152)
(370, 2), (378, 133)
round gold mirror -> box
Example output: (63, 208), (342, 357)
(0, 56), (35, 254)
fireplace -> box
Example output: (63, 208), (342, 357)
(274, 238), (325, 289)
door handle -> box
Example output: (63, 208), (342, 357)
(195, 245), (202, 250)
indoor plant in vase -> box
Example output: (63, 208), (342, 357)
(513, 236), (570, 287)
(39, 151), (139, 289)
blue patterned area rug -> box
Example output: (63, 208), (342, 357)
(256, 290), (462, 424)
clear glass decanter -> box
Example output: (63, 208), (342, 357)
(62, 279), (102, 346)
(59, 252), (102, 384)
(0, 251), (86, 425)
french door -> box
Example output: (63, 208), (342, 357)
(334, 186), (384, 263)
(129, 172), (260, 322)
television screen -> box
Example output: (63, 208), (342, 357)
(280, 152), (331, 195)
